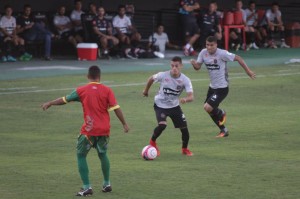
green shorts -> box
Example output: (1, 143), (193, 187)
(77, 134), (110, 155)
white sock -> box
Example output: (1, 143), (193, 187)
(185, 43), (191, 49)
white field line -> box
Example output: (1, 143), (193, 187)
(0, 72), (299, 95)
(0, 86), (38, 91)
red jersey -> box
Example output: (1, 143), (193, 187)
(63, 82), (119, 136)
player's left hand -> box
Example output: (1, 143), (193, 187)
(142, 90), (148, 97)
(123, 123), (130, 133)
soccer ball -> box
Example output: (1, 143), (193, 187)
(141, 145), (157, 160)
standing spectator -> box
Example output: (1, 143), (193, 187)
(179, 0), (200, 56)
(261, 2), (290, 48)
(93, 7), (119, 58)
(148, 24), (179, 55)
(0, 5), (32, 62)
(244, 1), (259, 49)
(53, 5), (81, 48)
(198, 1), (222, 49)
(70, 0), (85, 42)
(16, 4), (53, 60)
(112, 4), (141, 46)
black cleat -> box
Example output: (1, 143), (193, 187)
(76, 188), (93, 197)
(102, 185), (112, 193)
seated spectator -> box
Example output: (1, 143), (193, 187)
(53, 5), (81, 48)
(148, 24), (179, 55)
(92, 6), (119, 58)
(16, 4), (53, 60)
(244, 0), (259, 49)
(70, 0), (85, 42)
(112, 4), (141, 46)
(88, 3), (97, 15)
(198, 1), (222, 49)
(261, 2), (289, 48)
(0, 5), (32, 62)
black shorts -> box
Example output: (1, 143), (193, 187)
(154, 104), (187, 128)
(205, 87), (229, 108)
(60, 30), (75, 40)
(181, 14), (200, 37)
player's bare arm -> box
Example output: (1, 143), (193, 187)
(180, 92), (194, 104)
(143, 76), (155, 97)
(114, 108), (129, 133)
(183, 3), (200, 12)
(41, 97), (66, 110)
(190, 59), (202, 71)
(234, 55), (256, 79)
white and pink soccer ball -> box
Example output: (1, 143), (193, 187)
(141, 145), (157, 160)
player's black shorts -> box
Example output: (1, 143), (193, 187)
(181, 14), (200, 37)
(154, 104), (187, 128)
(205, 87), (229, 108)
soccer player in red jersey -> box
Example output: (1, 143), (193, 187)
(42, 65), (129, 196)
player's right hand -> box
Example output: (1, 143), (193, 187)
(142, 90), (148, 97)
(41, 102), (51, 111)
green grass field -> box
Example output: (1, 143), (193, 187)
(1, 61), (300, 199)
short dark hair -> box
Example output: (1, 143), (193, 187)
(249, 0), (255, 5)
(171, 56), (182, 63)
(24, 4), (31, 9)
(74, 0), (82, 5)
(4, 5), (12, 10)
(118, 4), (126, 11)
(88, 65), (101, 79)
(206, 36), (218, 43)
(272, 1), (279, 6)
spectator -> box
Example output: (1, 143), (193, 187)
(198, 1), (222, 49)
(93, 7), (119, 58)
(88, 3), (97, 15)
(112, 4), (141, 46)
(70, 0), (85, 42)
(53, 5), (81, 48)
(179, 0), (200, 56)
(0, 5), (32, 62)
(244, 0), (259, 49)
(148, 24), (179, 55)
(261, 2), (290, 48)
(16, 4), (53, 60)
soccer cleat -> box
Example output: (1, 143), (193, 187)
(154, 51), (165, 58)
(76, 188), (93, 197)
(252, 42), (259, 50)
(280, 42), (290, 48)
(149, 140), (160, 156)
(1, 56), (7, 62)
(182, 148), (193, 156)
(216, 130), (229, 138)
(7, 55), (17, 62)
(102, 185), (112, 193)
(218, 110), (226, 126)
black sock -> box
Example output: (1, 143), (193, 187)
(209, 108), (225, 130)
(151, 124), (166, 141)
(180, 127), (190, 148)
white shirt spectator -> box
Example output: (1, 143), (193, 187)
(70, 10), (84, 31)
(265, 8), (281, 23)
(245, 8), (258, 26)
(53, 15), (71, 34)
(0, 15), (16, 36)
(112, 15), (132, 33)
(149, 32), (169, 53)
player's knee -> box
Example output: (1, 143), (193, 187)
(203, 103), (212, 113)
(157, 123), (167, 131)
